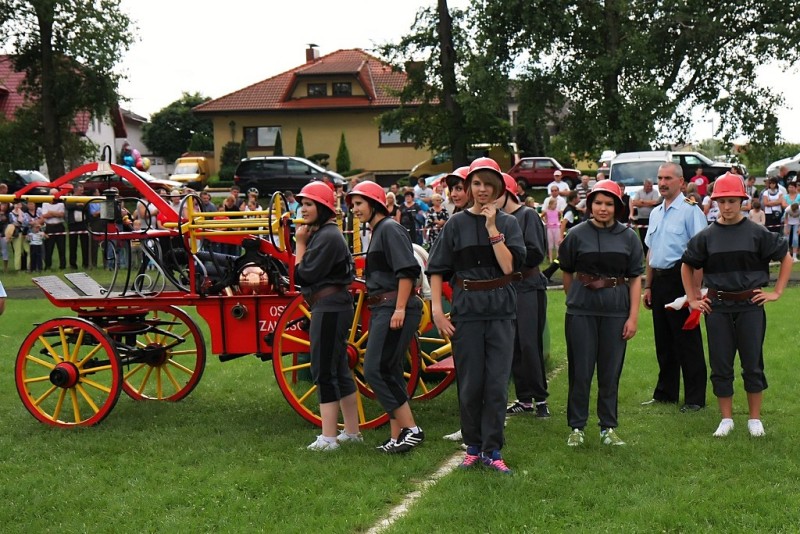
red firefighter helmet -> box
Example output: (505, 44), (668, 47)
(444, 165), (470, 190)
(467, 157), (506, 197)
(296, 181), (336, 212)
(502, 173), (519, 199)
(587, 179), (624, 211)
(710, 172), (748, 200)
(346, 180), (387, 211)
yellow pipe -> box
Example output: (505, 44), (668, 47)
(0, 194), (104, 204)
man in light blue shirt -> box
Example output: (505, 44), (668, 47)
(642, 162), (708, 411)
(0, 279), (7, 315)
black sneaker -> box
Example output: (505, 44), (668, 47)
(376, 437), (396, 453)
(535, 402), (551, 418)
(390, 427), (425, 453)
(506, 400), (534, 415)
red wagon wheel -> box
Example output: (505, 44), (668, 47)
(15, 317), (123, 427)
(272, 282), (420, 430)
(413, 284), (456, 400)
(117, 306), (207, 401)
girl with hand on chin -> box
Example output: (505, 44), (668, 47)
(558, 180), (643, 448)
(293, 182), (360, 451)
(346, 181), (425, 454)
(427, 158), (526, 474)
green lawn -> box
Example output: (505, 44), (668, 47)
(0, 289), (798, 533)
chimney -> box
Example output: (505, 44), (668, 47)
(306, 44), (320, 63)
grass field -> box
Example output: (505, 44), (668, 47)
(1, 288), (799, 533)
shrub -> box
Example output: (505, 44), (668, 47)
(295, 128), (305, 158)
(336, 133), (350, 173)
(308, 153), (330, 167)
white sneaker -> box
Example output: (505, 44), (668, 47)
(337, 430), (364, 444)
(307, 435), (340, 451)
(443, 429), (462, 441)
(713, 418), (734, 437)
(748, 419), (765, 437)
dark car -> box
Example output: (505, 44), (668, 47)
(3, 170), (52, 195)
(77, 170), (185, 198)
(506, 157), (581, 188)
(672, 151), (747, 181)
(234, 156), (345, 197)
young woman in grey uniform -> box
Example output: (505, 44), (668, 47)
(498, 173), (551, 418)
(293, 182), (361, 451)
(681, 173), (791, 438)
(428, 158), (526, 473)
(558, 180), (643, 447)
(346, 181), (425, 454)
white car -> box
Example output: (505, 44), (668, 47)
(766, 152), (800, 179)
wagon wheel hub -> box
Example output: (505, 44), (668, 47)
(142, 344), (169, 366)
(50, 361), (80, 389)
(345, 343), (359, 369)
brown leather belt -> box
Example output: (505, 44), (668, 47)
(707, 288), (758, 302)
(366, 290), (399, 306)
(521, 266), (541, 279)
(306, 285), (347, 306)
(455, 272), (523, 291)
(576, 272), (628, 290)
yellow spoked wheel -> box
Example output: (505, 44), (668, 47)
(112, 306), (207, 401)
(413, 287), (455, 400)
(272, 282), (421, 430)
(15, 317), (122, 427)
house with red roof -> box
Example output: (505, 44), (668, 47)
(1, 55), (144, 174)
(194, 47), (429, 180)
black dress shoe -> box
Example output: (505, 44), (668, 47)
(680, 404), (704, 413)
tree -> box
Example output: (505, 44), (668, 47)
(376, 1), (515, 170)
(295, 128), (305, 158)
(336, 133), (351, 173)
(273, 130), (283, 156)
(0, 0), (135, 178)
(142, 92), (213, 162)
(476, 0), (800, 155)
(219, 141), (240, 181)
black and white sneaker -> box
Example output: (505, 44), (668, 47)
(506, 400), (534, 415)
(390, 427), (425, 453)
(376, 437), (396, 453)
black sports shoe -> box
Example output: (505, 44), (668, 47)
(535, 402), (551, 418)
(506, 400), (534, 415)
(376, 437), (396, 453)
(390, 427), (425, 453)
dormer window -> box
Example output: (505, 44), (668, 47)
(332, 82), (352, 96)
(308, 83), (327, 97)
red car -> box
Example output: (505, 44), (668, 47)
(507, 157), (581, 188)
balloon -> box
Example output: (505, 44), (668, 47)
(123, 155), (135, 167)
(135, 159), (145, 171)
(141, 157), (151, 171)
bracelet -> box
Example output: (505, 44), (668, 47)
(489, 233), (505, 245)
(394, 309), (404, 313)
(643, 286), (650, 289)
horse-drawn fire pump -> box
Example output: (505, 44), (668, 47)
(5, 159), (455, 429)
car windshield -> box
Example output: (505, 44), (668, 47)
(610, 161), (664, 187)
(174, 163), (199, 174)
(19, 170), (49, 184)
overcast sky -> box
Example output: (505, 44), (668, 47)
(115, 1), (799, 148)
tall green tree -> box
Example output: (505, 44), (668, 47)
(273, 130), (283, 156)
(142, 92), (213, 163)
(0, 0), (135, 178)
(477, 0), (800, 155)
(336, 133), (351, 173)
(377, 1), (517, 170)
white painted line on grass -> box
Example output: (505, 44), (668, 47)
(365, 452), (464, 534)
(366, 362), (566, 533)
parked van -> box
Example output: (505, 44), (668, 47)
(409, 143), (519, 179)
(171, 153), (217, 190)
(608, 150), (672, 196)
